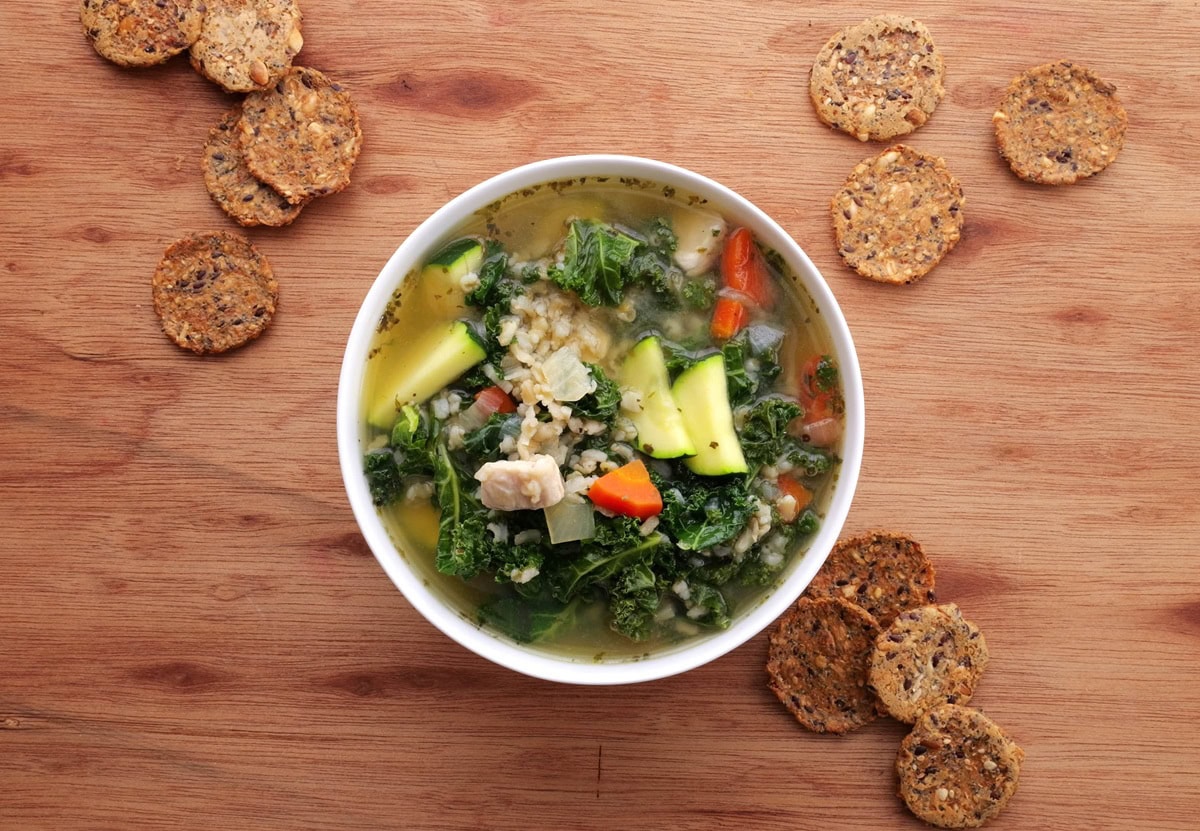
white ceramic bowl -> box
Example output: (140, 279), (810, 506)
(337, 154), (864, 685)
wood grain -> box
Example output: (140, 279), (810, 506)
(3, 1), (1200, 828)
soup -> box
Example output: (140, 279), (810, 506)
(361, 179), (844, 658)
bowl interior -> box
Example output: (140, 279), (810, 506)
(337, 154), (864, 684)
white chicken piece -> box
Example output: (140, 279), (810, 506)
(474, 454), (566, 511)
(672, 209), (728, 277)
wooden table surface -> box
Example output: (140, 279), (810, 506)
(3, 1), (1199, 828)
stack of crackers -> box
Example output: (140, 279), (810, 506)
(809, 15), (1127, 286)
(766, 532), (1024, 828)
(82, 0), (365, 354)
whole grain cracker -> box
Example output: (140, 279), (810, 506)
(203, 108), (305, 227)
(80, 0), (204, 68)
(239, 66), (363, 205)
(151, 231), (278, 354)
(831, 144), (964, 284)
(897, 704), (1024, 828)
(805, 530), (936, 626)
(189, 0), (303, 93)
(810, 15), (945, 142)
(869, 604), (990, 723)
(992, 60), (1127, 185)
(766, 596), (882, 734)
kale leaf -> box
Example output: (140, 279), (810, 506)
(608, 562), (661, 641)
(390, 404), (437, 477)
(722, 328), (784, 408)
(550, 220), (641, 306)
(784, 444), (835, 479)
(681, 276), (717, 310)
(461, 412), (522, 462)
(686, 583), (731, 629)
(572, 363), (621, 424)
(657, 474), (756, 552)
(478, 594), (578, 644)
(432, 442), (492, 579)
(740, 397), (804, 468)
(549, 518), (661, 601)
(363, 449), (405, 506)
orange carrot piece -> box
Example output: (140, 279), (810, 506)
(587, 460), (663, 520)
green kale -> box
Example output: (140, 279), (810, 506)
(432, 442), (492, 579)
(813, 355), (839, 392)
(645, 216), (677, 253)
(740, 397), (804, 468)
(681, 276), (717, 310)
(464, 244), (512, 307)
(734, 554), (780, 587)
(784, 444), (835, 479)
(657, 473), (756, 552)
(390, 404), (437, 477)
(572, 363), (621, 424)
(549, 219), (641, 306)
(492, 543), (547, 594)
(363, 449), (405, 506)
(461, 412), (522, 462)
(685, 583), (731, 629)
(721, 328), (784, 408)
(549, 518), (662, 601)
(608, 562), (661, 641)
(478, 594), (578, 644)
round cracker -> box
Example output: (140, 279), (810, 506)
(203, 108), (305, 227)
(810, 15), (945, 142)
(805, 530), (936, 627)
(80, 0), (204, 68)
(897, 705), (1024, 828)
(151, 232), (278, 354)
(766, 596), (881, 734)
(239, 66), (363, 205)
(831, 144), (964, 284)
(869, 604), (990, 723)
(992, 60), (1127, 185)
(189, 0), (303, 93)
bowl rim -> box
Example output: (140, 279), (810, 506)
(337, 153), (864, 685)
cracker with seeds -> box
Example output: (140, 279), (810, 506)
(805, 530), (936, 626)
(831, 145), (964, 284)
(190, 0), (304, 92)
(897, 705), (1024, 828)
(810, 15), (945, 143)
(869, 604), (990, 723)
(152, 232), (278, 354)
(80, 0), (204, 68)
(766, 596), (882, 734)
(239, 66), (363, 205)
(993, 60), (1127, 185)
(203, 108), (305, 227)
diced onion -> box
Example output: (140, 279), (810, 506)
(542, 347), (595, 402)
(457, 400), (491, 432)
(544, 499), (596, 544)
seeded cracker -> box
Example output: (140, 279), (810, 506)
(80, 0), (204, 68)
(204, 108), (305, 227)
(897, 705), (1024, 828)
(810, 15), (945, 142)
(152, 232), (278, 354)
(240, 67), (363, 205)
(766, 596), (882, 734)
(805, 530), (936, 627)
(189, 0), (304, 93)
(869, 604), (990, 723)
(831, 145), (964, 284)
(993, 60), (1127, 185)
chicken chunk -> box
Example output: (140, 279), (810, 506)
(474, 454), (566, 511)
(672, 209), (728, 277)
